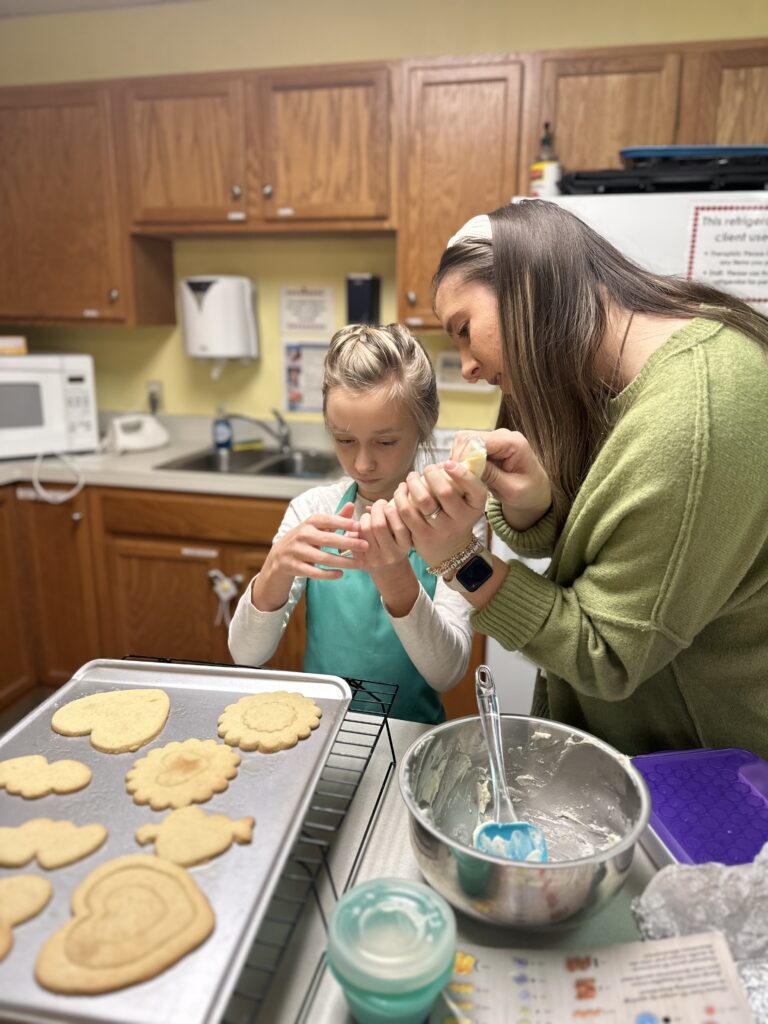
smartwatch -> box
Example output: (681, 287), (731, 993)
(444, 546), (494, 594)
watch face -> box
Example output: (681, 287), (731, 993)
(456, 553), (494, 592)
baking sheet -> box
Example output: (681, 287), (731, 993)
(0, 658), (351, 1024)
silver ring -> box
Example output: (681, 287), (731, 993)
(425, 505), (443, 522)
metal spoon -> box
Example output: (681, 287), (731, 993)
(473, 665), (549, 863)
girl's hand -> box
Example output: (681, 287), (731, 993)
(453, 429), (552, 531)
(393, 462), (486, 568)
(356, 499), (412, 572)
(252, 502), (367, 611)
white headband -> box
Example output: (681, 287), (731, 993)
(446, 213), (492, 248)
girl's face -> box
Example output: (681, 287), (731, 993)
(325, 385), (421, 503)
(435, 273), (508, 391)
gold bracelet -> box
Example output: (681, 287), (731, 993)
(426, 536), (483, 577)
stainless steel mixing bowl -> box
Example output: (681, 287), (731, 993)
(399, 715), (651, 929)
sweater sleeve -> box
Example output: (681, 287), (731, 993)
(487, 499), (558, 557)
(473, 337), (768, 702)
(227, 496), (308, 667)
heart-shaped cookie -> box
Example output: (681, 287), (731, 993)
(52, 688), (170, 753)
(0, 875), (53, 962)
(35, 854), (214, 993)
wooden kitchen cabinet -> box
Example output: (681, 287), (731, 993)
(249, 63), (393, 226)
(119, 73), (248, 225)
(0, 82), (174, 326)
(524, 49), (682, 177)
(0, 488), (35, 708)
(677, 42), (768, 145)
(13, 484), (101, 686)
(398, 58), (526, 329)
(90, 487), (305, 671)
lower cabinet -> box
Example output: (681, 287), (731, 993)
(13, 484), (101, 689)
(0, 487), (35, 708)
(90, 487), (305, 671)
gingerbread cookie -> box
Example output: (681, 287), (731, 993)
(35, 854), (214, 993)
(136, 806), (254, 867)
(218, 691), (322, 753)
(52, 687), (170, 753)
(0, 755), (91, 799)
(0, 875), (53, 962)
(126, 738), (240, 810)
(0, 819), (107, 870)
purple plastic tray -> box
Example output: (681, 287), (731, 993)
(632, 748), (768, 866)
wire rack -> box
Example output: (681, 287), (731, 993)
(219, 676), (398, 1024)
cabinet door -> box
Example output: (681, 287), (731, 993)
(0, 488), (35, 706)
(253, 65), (390, 222)
(121, 74), (247, 224)
(398, 60), (525, 328)
(528, 51), (681, 174)
(14, 486), (101, 685)
(0, 84), (126, 321)
(226, 547), (307, 673)
(101, 536), (232, 663)
(677, 45), (768, 144)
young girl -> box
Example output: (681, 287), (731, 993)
(228, 323), (476, 724)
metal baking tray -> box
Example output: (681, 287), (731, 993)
(0, 658), (351, 1024)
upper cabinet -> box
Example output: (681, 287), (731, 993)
(250, 64), (392, 226)
(0, 84), (127, 322)
(398, 58), (526, 329)
(526, 50), (682, 175)
(677, 43), (768, 144)
(119, 73), (248, 225)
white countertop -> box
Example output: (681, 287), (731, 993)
(0, 415), (341, 501)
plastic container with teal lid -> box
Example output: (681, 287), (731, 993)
(326, 877), (456, 1024)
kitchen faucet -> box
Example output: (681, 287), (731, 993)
(228, 409), (292, 454)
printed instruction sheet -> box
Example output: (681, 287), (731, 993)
(431, 930), (753, 1024)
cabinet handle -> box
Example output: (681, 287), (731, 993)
(108, 288), (120, 302)
(230, 184), (242, 200)
(71, 512), (83, 523)
(406, 291), (417, 305)
(261, 184), (273, 197)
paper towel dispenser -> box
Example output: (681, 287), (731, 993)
(179, 276), (259, 377)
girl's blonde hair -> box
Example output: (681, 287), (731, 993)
(322, 324), (438, 447)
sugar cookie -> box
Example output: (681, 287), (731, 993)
(126, 738), (240, 810)
(0, 875), (53, 962)
(35, 854), (214, 993)
(52, 688), (170, 753)
(136, 806), (254, 866)
(0, 755), (91, 799)
(0, 819), (107, 870)
(218, 691), (322, 753)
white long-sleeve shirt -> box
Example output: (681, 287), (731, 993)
(228, 476), (480, 692)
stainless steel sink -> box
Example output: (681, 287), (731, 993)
(155, 447), (339, 479)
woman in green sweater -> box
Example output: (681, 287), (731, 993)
(390, 200), (768, 758)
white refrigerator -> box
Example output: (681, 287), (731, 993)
(489, 190), (768, 714)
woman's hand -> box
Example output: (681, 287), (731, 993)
(452, 429), (552, 531)
(393, 463), (487, 568)
(251, 502), (367, 611)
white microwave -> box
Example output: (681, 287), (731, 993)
(0, 353), (99, 460)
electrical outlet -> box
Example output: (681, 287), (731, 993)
(146, 380), (164, 413)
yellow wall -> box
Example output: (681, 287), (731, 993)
(8, 0), (768, 431)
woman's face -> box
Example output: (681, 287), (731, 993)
(435, 273), (507, 391)
(325, 385), (421, 503)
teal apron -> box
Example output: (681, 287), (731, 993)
(304, 482), (445, 725)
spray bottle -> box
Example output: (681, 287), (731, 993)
(529, 122), (561, 198)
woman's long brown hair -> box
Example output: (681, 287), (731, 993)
(433, 200), (768, 529)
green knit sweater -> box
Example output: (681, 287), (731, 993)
(473, 318), (768, 757)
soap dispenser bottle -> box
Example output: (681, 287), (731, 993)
(213, 406), (233, 469)
(529, 122), (561, 198)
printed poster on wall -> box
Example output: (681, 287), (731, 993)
(688, 204), (768, 305)
(283, 341), (328, 412)
(280, 287), (335, 334)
